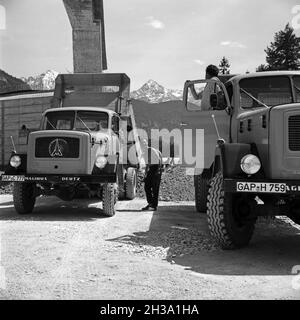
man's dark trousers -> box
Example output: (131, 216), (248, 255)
(144, 171), (161, 208)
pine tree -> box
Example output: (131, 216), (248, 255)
(257, 24), (300, 71)
(219, 56), (231, 74)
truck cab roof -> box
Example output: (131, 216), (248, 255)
(229, 71), (300, 84)
(44, 107), (118, 117)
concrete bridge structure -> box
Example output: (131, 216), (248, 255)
(63, 0), (107, 73)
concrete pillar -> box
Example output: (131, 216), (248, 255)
(63, 0), (107, 73)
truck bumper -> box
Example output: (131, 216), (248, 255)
(0, 174), (116, 184)
(224, 179), (300, 195)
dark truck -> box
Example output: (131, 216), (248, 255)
(0, 73), (144, 217)
(183, 71), (300, 249)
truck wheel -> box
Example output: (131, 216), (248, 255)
(125, 167), (137, 200)
(102, 183), (117, 217)
(195, 174), (210, 213)
(13, 182), (36, 215)
(207, 172), (256, 249)
(117, 168), (126, 200)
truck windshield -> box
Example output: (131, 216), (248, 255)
(293, 76), (300, 102)
(239, 76), (293, 109)
(75, 111), (109, 131)
(43, 110), (109, 131)
(44, 111), (75, 130)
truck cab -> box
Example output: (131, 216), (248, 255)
(27, 107), (121, 176)
(183, 71), (300, 249)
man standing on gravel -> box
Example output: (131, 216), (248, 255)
(141, 139), (163, 212)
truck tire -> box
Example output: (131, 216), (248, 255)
(13, 182), (36, 215)
(102, 183), (117, 217)
(207, 172), (256, 249)
(195, 174), (210, 213)
(117, 168), (126, 200)
(125, 167), (137, 200)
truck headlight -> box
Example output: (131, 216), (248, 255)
(240, 154), (261, 175)
(10, 155), (21, 168)
(95, 156), (107, 169)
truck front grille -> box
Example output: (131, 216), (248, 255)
(289, 115), (300, 151)
(35, 137), (80, 158)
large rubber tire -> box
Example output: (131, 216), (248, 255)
(102, 183), (117, 217)
(117, 168), (126, 200)
(207, 172), (256, 249)
(195, 174), (210, 213)
(125, 167), (137, 200)
(13, 182), (36, 215)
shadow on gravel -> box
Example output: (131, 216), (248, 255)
(108, 204), (300, 276)
(0, 201), (14, 206)
(0, 198), (108, 221)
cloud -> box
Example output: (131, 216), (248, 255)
(145, 16), (165, 30)
(220, 41), (246, 48)
(194, 59), (205, 65)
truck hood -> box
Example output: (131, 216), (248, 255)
(269, 103), (300, 179)
(27, 130), (92, 175)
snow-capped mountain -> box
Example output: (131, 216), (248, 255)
(131, 80), (183, 103)
(22, 70), (59, 90)
(21, 73), (183, 102)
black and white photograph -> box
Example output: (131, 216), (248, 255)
(0, 0), (300, 307)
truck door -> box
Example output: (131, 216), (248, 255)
(181, 79), (231, 173)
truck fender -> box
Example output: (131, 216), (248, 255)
(212, 143), (252, 178)
(92, 154), (119, 175)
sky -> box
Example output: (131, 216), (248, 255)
(0, 0), (300, 90)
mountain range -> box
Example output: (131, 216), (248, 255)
(131, 99), (185, 131)
(20, 71), (182, 103)
(1, 69), (184, 104)
(21, 70), (59, 91)
(0, 69), (31, 94)
(131, 79), (182, 103)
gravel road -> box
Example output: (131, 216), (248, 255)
(0, 195), (300, 300)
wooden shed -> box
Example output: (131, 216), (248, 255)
(0, 92), (53, 169)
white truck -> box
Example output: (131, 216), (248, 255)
(1, 73), (144, 217)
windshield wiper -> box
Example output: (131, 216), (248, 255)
(240, 88), (269, 109)
(46, 118), (56, 130)
(76, 115), (91, 133)
(294, 84), (300, 95)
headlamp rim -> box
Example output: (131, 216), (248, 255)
(95, 155), (108, 169)
(240, 154), (261, 175)
(10, 155), (22, 168)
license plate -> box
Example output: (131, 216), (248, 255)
(236, 182), (286, 193)
(1, 175), (25, 182)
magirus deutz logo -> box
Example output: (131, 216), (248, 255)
(48, 139), (69, 157)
